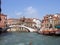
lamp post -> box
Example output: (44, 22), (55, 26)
(0, 0), (1, 21)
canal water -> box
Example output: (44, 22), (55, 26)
(0, 32), (60, 45)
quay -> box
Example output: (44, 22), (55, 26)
(38, 28), (60, 36)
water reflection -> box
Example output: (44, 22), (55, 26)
(0, 32), (60, 45)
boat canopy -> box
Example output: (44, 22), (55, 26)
(55, 25), (60, 29)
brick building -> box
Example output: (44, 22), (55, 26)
(7, 18), (20, 26)
(0, 14), (7, 28)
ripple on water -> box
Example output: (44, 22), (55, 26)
(0, 32), (60, 45)
(18, 43), (25, 45)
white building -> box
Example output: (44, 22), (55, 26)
(33, 18), (41, 29)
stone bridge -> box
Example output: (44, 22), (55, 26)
(7, 25), (37, 32)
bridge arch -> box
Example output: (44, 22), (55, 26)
(18, 25), (37, 32)
(7, 25), (36, 32)
(7, 25), (37, 32)
(19, 27), (30, 32)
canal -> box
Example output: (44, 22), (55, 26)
(0, 32), (60, 45)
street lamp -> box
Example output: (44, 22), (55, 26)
(0, 0), (1, 21)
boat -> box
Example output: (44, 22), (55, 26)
(38, 28), (60, 36)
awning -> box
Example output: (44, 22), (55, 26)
(55, 25), (60, 29)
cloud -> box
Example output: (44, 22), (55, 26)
(25, 6), (37, 14)
(15, 6), (38, 18)
(7, 16), (11, 19)
(24, 6), (38, 18)
(16, 12), (22, 16)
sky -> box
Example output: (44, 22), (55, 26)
(1, 0), (60, 19)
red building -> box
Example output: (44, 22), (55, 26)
(0, 14), (7, 28)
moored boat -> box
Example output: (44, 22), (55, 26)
(38, 28), (60, 36)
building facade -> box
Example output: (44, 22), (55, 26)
(41, 14), (59, 29)
(19, 17), (36, 28)
(7, 18), (20, 26)
(0, 14), (7, 28)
